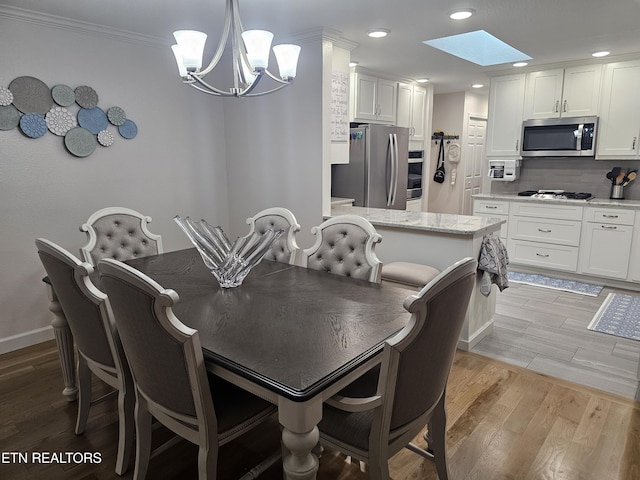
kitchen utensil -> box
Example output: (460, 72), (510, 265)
(622, 171), (637, 186)
(606, 170), (614, 183)
(611, 167), (621, 183)
(615, 171), (626, 185)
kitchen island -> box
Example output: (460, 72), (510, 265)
(328, 205), (506, 350)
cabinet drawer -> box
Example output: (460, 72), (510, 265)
(584, 207), (635, 225)
(509, 217), (582, 246)
(509, 240), (579, 271)
(473, 200), (509, 215)
(510, 202), (583, 220)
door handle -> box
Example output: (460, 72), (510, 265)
(538, 228), (552, 233)
(387, 134), (395, 206)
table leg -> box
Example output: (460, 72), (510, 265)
(45, 283), (77, 402)
(278, 398), (321, 480)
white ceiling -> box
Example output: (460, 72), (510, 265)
(3, 0), (640, 94)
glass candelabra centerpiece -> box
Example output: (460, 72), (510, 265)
(174, 216), (283, 288)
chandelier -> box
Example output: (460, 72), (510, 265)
(171, 0), (301, 97)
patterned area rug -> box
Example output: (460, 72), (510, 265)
(588, 293), (640, 341)
(508, 271), (604, 296)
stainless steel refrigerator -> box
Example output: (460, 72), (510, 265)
(332, 124), (409, 210)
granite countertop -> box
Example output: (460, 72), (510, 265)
(473, 193), (640, 209)
(330, 205), (505, 236)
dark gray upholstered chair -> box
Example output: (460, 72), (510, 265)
(35, 238), (134, 476)
(317, 257), (477, 480)
(301, 214), (383, 283)
(80, 207), (163, 265)
(243, 207), (301, 265)
(98, 258), (278, 480)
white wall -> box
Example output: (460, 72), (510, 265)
(428, 91), (488, 214)
(223, 33), (327, 250)
(0, 10), (229, 351)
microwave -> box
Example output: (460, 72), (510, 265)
(520, 116), (598, 157)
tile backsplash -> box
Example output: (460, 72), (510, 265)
(490, 158), (640, 200)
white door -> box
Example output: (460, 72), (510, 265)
(463, 116), (487, 215)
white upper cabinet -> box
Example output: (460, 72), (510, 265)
(396, 83), (427, 142)
(523, 65), (602, 119)
(486, 74), (525, 156)
(597, 59), (640, 159)
(351, 72), (397, 124)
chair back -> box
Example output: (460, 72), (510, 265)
(386, 257), (476, 431)
(35, 238), (116, 368)
(301, 214), (383, 283)
(244, 207), (301, 264)
(80, 207), (163, 265)
(98, 258), (206, 419)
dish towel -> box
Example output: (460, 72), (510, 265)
(447, 141), (460, 185)
(477, 234), (509, 296)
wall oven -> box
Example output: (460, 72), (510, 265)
(407, 150), (423, 199)
(520, 116), (598, 157)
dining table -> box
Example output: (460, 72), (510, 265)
(121, 247), (414, 480)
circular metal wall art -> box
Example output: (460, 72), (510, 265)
(0, 87), (14, 106)
(74, 86), (99, 109)
(77, 107), (108, 134)
(0, 105), (21, 130)
(20, 113), (48, 138)
(118, 119), (138, 139)
(8, 76), (53, 115)
(97, 129), (114, 147)
(45, 106), (77, 136)
(107, 106), (126, 126)
(65, 127), (97, 157)
(51, 84), (76, 107)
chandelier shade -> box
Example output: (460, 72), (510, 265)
(171, 0), (301, 97)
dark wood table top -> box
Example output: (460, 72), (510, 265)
(125, 248), (412, 401)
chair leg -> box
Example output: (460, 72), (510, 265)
(198, 444), (217, 480)
(114, 377), (135, 475)
(75, 355), (92, 435)
(133, 394), (152, 480)
(367, 451), (390, 480)
(429, 395), (450, 480)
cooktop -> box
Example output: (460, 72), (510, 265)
(518, 190), (593, 200)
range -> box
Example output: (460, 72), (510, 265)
(518, 190), (593, 200)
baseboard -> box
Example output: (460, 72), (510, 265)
(0, 326), (54, 355)
(457, 319), (494, 352)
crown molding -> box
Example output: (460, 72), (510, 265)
(0, 5), (167, 49)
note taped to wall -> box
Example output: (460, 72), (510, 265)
(331, 71), (349, 142)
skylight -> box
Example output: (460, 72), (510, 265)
(423, 30), (531, 66)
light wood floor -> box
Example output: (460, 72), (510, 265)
(1, 340), (639, 479)
(472, 281), (640, 401)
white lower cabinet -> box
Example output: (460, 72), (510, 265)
(472, 200), (509, 242)
(579, 207), (635, 279)
(507, 202), (583, 272)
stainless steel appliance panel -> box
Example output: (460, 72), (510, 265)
(331, 125), (409, 210)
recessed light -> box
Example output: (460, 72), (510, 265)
(472, 84), (484, 89)
(349, 61), (359, 67)
(592, 51), (610, 58)
(416, 78), (429, 83)
(449, 9), (475, 20)
(368, 29), (390, 38)
(513, 62), (529, 67)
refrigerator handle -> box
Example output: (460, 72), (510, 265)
(392, 133), (399, 204)
(387, 134), (395, 206)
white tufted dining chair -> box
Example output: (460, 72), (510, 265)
(301, 214), (383, 283)
(79, 207), (163, 266)
(243, 207), (301, 265)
